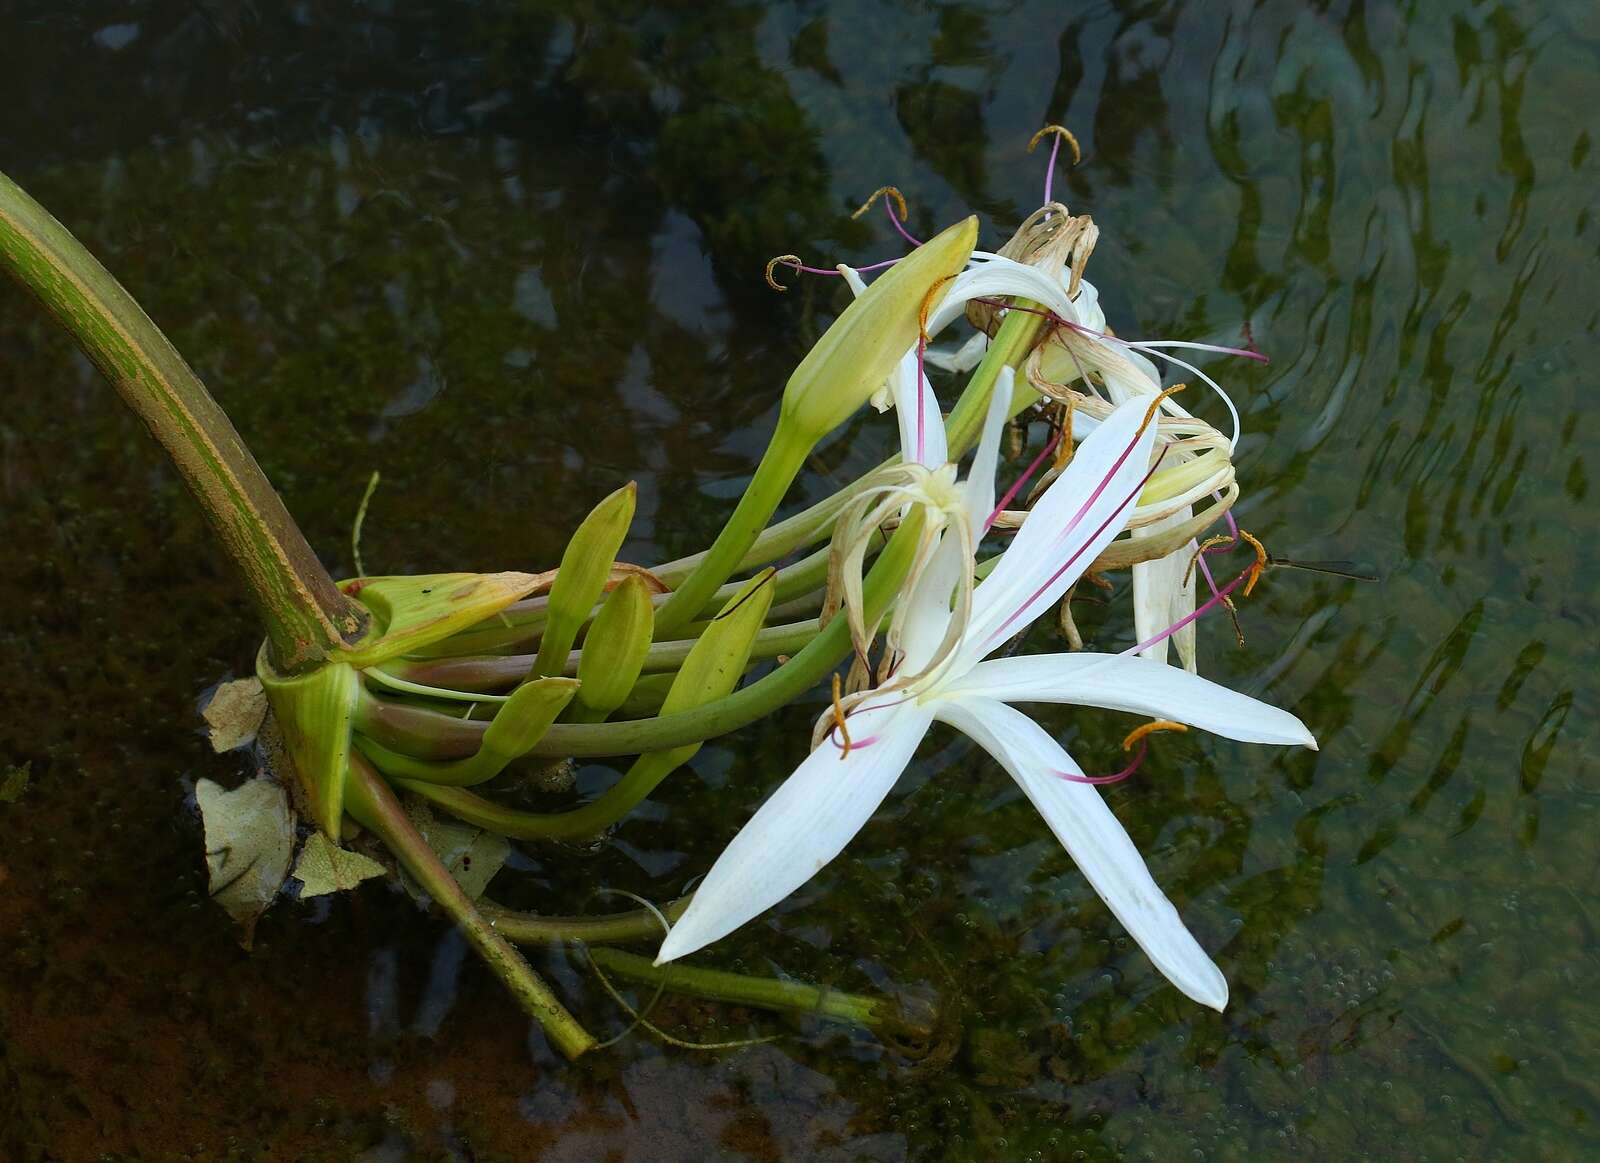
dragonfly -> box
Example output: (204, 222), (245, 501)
(1262, 553), (1377, 582)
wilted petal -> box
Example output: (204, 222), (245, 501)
(933, 696), (1229, 1010)
(946, 653), (1317, 748)
(656, 702), (935, 964)
(1131, 507), (1197, 672)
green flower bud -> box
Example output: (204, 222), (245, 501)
(779, 216), (977, 442)
(575, 574), (655, 719)
(660, 568), (776, 718)
(533, 482), (637, 678)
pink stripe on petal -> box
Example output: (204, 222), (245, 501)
(982, 444), (1167, 648)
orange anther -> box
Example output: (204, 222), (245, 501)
(1027, 125), (1083, 166)
(852, 186), (911, 223)
(1121, 719), (1188, 751)
(1140, 383), (1187, 434)
(831, 672), (853, 759)
(764, 254), (802, 292)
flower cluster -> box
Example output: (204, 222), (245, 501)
(659, 134), (1315, 1011)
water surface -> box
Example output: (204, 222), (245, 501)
(1, 1), (1595, 1158)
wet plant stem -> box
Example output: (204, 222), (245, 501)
(388, 618), (821, 694)
(342, 753), (596, 1059)
(654, 423), (811, 635)
(394, 744), (694, 840)
(0, 170), (366, 672)
(482, 897), (692, 944)
(584, 948), (933, 1037)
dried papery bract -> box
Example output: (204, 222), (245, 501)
(966, 203), (1099, 337)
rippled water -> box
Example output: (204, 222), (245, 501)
(1, 2), (1595, 1158)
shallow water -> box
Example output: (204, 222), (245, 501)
(1, 1), (1595, 1158)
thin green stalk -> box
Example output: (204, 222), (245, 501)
(585, 948), (934, 1037)
(482, 897), (692, 944)
(356, 511), (924, 760)
(0, 170), (366, 671)
(943, 306), (1048, 455)
(387, 618), (820, 694)
(653, 427), (810, 635)
(396, 747), (685, 840)
(342, 754), (596, 1059)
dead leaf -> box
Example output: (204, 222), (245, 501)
(402, 797), (510, 902)
(293, 831), (386, 898)
(196, 776), (295, 948)
(202, 678), (268, 752)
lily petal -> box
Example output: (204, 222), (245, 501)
(924, 330), (989, 373)
(933, 695), (1229, 1010)
(965, 396), (1158, 660)
(889, 347), (948, 468)
(946, 653), (1317, 748)
(656, 701), (935, 964)
(926, 253), (1081, 336)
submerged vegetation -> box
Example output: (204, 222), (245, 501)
(0, 128), (1311, 1058)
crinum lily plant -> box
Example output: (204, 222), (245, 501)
(0, 124), (1314, 1053)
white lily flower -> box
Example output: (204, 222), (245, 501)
(658, 390), (1316, 1010)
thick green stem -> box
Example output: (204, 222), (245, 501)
(654, 423), (811, 635)
(0, 170), (366, 671)
(483, 897), (692, 944)
(357, 511), (924, 760)
(343, 754), (596, 1059)
(585, 948), (933, 1037)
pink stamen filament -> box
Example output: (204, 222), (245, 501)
(782, 255), (905, 279)
(1043, 132), (1063, 205)
(1122, 550), (1253, 657)
(830, 734), (879, 753)
(985, 427), (1064, 532)
(1057, 739), (1149, 785)
(982, 443), (1169, 649)
(825, 694), (916, 753)
(886, 200), (924, 248)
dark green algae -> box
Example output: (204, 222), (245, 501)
(1, 1), (1596, 1159)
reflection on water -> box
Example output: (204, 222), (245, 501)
(1, 0), (1595, 1157)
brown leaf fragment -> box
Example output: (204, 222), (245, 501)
(202, 677), (269, 752)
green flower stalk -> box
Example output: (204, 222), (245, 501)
(342, 753), (596, 1059)
(584, 948), (933, 1038)
(355, 677), (578, 787)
